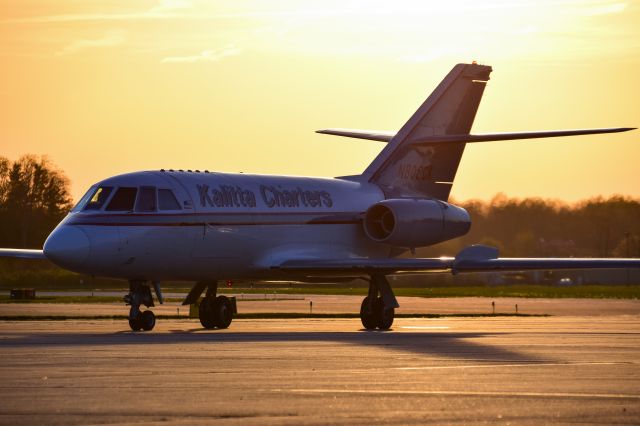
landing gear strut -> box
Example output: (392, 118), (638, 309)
(360, 275), (399, 330)
(125, 280), (161, 331)
(183, 281), (237, 329)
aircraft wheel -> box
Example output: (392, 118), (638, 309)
(360, 296), (379, 330)
(140, 310), (156, 331)
(129, 315), (142, 331)
(377, 298), (394, 330)
(214, 296), (233, 329)
(199, 297), (216, 329)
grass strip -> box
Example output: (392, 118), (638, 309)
(2, 284), (640, 304)
(0, 296), (190, 304)
(0, 296), (123, 304)
(238, 285), (640, 299)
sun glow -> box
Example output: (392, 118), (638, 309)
(1, 0), (639, 202)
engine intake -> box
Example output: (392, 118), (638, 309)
(363, 199), (470, 248)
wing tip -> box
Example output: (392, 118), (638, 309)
(0, 248), (46, 260)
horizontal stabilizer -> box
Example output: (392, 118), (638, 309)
(317, 127), (635, 144)
(414, 127), (636, 145)
(316, 128), (395, 142)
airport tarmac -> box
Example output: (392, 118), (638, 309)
(0, 311), (639, 424)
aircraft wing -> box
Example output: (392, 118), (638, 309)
(0, 249), (46, 260)
(275, 257), (455, 275)
(317, 127), (635, 144)
(274, 245), (640, 276)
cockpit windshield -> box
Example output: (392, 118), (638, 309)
(106, 187), (138, 211)
(71, 185), (182, 212)
(80, 186), (113, 211)
(71, 186), (97, 212)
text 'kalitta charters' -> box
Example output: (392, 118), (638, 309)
(197, 184), (333, 209)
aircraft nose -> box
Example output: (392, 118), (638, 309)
(43, 225), (91, 270)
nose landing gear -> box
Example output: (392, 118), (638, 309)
(125, 280), (162, 331)
(129, 309), (156, 331)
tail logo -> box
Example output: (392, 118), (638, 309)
(395, 146), (435, 182)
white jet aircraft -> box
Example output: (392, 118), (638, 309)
(1, 63), (638, 332)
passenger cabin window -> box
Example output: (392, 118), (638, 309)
(136, 186), (157, 212)
(84, 186), (113, 210)
(106, 187), (137, 211)
(158, 189), (182, 211)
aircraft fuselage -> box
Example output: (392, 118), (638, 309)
(44, 170), (397, 281)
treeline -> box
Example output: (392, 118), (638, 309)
(0, 154), (638, 259)
(0, 155), (72, 248)
(419, 194), (640, 258)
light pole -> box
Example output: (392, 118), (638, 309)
(625, 232), (631, 285)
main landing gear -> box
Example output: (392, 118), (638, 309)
(125, 280), (163, 331)
(182, 281), (237, 329)
(360, 275), (400, 330)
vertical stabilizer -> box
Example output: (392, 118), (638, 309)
(364, 63), (492, 200)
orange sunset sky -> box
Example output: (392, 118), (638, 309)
(1, 0), (639, 203)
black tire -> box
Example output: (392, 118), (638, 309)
(376, 297), (394, 330)
(140, 310), (156, 331)
(214, 296), (233, 329)
(199, 297), (216, 329)
(129, 315), (142, 331)
(360, 296), (379, 330)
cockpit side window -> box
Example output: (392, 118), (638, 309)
(106, 187), (137, 211)
(83, 186), (113, 211)
(136, 186), (157, 212)
(158, 189), (182, 211)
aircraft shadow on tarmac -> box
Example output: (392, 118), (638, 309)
(0, 329), (543, 363)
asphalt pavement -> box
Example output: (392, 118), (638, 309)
(0, 311), (638, 424)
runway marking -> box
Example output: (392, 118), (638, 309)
(278, 388), (640, 400)
(395, 361), (629, 371)
(400, 326), (450, 330)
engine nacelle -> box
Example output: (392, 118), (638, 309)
(363, 199), (471, 248)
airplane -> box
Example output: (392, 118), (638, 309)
(1, 62), (638, 332)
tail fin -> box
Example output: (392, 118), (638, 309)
(363, 63), (492, 200)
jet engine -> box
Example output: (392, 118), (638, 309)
(363, 199), (471, 248)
